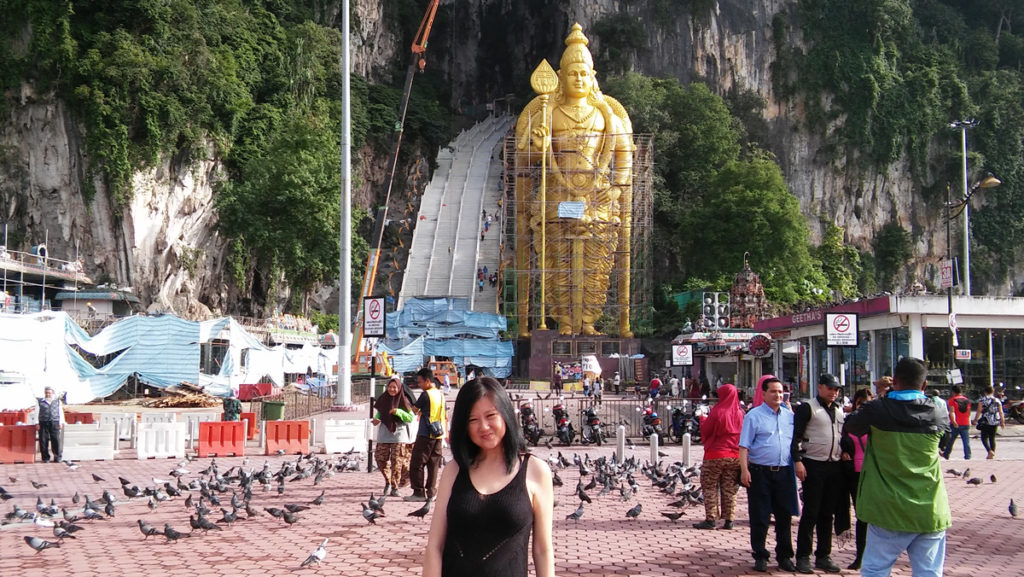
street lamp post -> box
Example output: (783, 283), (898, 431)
(950, 120), (1001, 296)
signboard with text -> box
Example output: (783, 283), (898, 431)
(363, 297), (385, 337)
(671, 344), (694, 366)
(825, 313), (858, 347)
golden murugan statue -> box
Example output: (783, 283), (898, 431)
(514, 23), (635, 337)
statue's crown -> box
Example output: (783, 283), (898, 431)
(561, 23), (593, 69)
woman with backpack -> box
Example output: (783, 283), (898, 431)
(972, 384), (1005, 459)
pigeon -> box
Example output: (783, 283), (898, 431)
(218, 507), (238, 524)
(361, 503), (380, 524)
(945, 468), (963, 477)
(577, 488), (592, 504)
(92, 473), (105, 483)
(63, 461), (79, 471)
(285, 504), (311, 514)
(962, 468), (971, 479)
(196, 514), (222, 532)
(544, 438), (553, 450)
(301, 538), (329, 568)
(1011, 499), (1018, 519)
(661, 511), (684, 522)
(282, 510), (300, 526)
(104, 502), (116, 518)
(367, 493), (386, 515)
(310, 490), (325, 506)
(566, 502), (584, 522)
(626, 503), (642, 519)
(137, 519), (162, 539)
(31, 480), (48, 490)
(552, 471), (563, 487)
(53, 525), (76, 540)
(24, 536), (60, 552)
(626, 438), (636, 450)
(991, 474), (998, 484)
(966, 477), (983, 486)
(72, 492), (80, 505)
(163, 523), (191, 541)
(264, 507), (285, 519)
(58, 521), (84, 534)
(408, 501), (431, 520)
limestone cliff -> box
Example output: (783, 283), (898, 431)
(0, 0), (998, 319)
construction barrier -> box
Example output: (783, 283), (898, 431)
(64, 411), (95, 425)
(98, 412), (137, 440)
(197, 421), (245, 458)
(182, 412), (220, 443)
(322, 418), (370, 454)
(0, 425), (37, 464)
(136, 422), (188, 459)
(62, 423), (117, 461)
(264, 420), (309, 455)
(0, 410), (30, 426)
(140, 412), (177, 424)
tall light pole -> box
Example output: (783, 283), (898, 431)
(336, 0), (352, 407)
(950, 120), (1001, 296)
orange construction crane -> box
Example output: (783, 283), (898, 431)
(352, 0), (440, 376)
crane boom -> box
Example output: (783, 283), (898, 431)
(352, 0), (441, 373)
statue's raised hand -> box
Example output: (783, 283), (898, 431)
(531, 125), (551, 153)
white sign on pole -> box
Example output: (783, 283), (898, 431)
(947, 368), (963, 385)
(671, 344), (694, 366)
(825, 313), (858, 347)
(940, 259), (955, 289)
(363, 297), (385, 337)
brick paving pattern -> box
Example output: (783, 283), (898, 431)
(3, 420), (1023, 576)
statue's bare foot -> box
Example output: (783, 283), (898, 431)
(582, 324), (603, 336)
(621, 330), (634, 338)
(559, 327), (573, 335)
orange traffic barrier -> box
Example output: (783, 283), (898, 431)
(265, 420), (309, 455)
(220, 412), (259, 440)
(64, 411), (95, 425)
(0, 425), (37, 464)
(0, 410), (30, 426)
(197, 421), (245, 458)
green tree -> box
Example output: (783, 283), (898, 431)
(815, 221), (862, 299)
(872, 221), (912, 291)
(689, 155), (827, 304)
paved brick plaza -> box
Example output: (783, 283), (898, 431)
(2, 425), (1023, 576)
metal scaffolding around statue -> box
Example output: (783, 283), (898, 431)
(500, 23), (652, 339)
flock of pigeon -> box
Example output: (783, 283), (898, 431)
(943, 466), (1018, 519)
(2, 450), (365, 568)
(544, 450), (705, 525)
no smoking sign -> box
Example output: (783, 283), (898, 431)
(363, 297), (386, 337)
(825, 313), (858, 347)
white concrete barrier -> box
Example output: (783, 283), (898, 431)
(181, 412), (220, 442)
(322, 418), (370, 454)
(98, 412), (137, 440)
(136, 422), (188, 459)
(62, 424), (116, 461)
(140, 412), (177, 424)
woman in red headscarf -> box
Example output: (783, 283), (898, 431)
(693, 383), (746, 530)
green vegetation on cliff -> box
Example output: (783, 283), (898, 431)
(1, 0), (449, 312)
(774, 0), (1024, 292)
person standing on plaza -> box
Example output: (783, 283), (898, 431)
(552, 368), (563, 394)
(423, 377), (554, 577)
(612, 371), (621, 395)
(693, 383), (744, 531)
(406, 367), (448, 502)
(839, 387), (874, 571)
(942, 385), (972, 460)
(373, 375), (415, 497)
(592, 376), (603, 406)
(669, 374), (680, 398)
(843, 357), (951, 577)
(32, 386), (65, 463)
(739, 376), (799, 573)
(649, 373), (662, 400)
(792, 374), (848, 574)
(972, 384), (1005, 459)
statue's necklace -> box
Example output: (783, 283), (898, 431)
(558, 104), (596, 125)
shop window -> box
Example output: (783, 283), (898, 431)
(577, 341), (597, 355)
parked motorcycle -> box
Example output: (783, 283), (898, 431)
(640, 406), (663, 441)
(552, 403), (575, 445)
(580, 406), (604, 445)
(1006, 399), (1024, 425)
(519, 402), (542, 446)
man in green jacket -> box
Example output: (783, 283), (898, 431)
(844, 357), (951, 577)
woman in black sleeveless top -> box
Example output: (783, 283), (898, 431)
(423, 377), (554, 577)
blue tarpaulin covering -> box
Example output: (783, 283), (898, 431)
(381, 298), (513, 378)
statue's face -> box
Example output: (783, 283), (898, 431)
(561, 62), (593, 99)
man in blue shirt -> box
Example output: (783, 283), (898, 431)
(739, 376), (799, 573)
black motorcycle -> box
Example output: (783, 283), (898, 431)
(552, 403), (575, 445)
(580, 406), (604, 445)
(669, 402), (703, 444)
(641, 407), (663, 441)
(519, 403), (542, 446)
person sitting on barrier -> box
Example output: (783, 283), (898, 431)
(28, 386), (65, 463)
(373, 375), (415, 497)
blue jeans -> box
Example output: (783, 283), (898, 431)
(942, 424), (971, 459)
(861, 524), (946, 577)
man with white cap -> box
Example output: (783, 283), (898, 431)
(35, 386), (66, 462)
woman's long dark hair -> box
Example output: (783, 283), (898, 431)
(449, 377), (526, 473)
